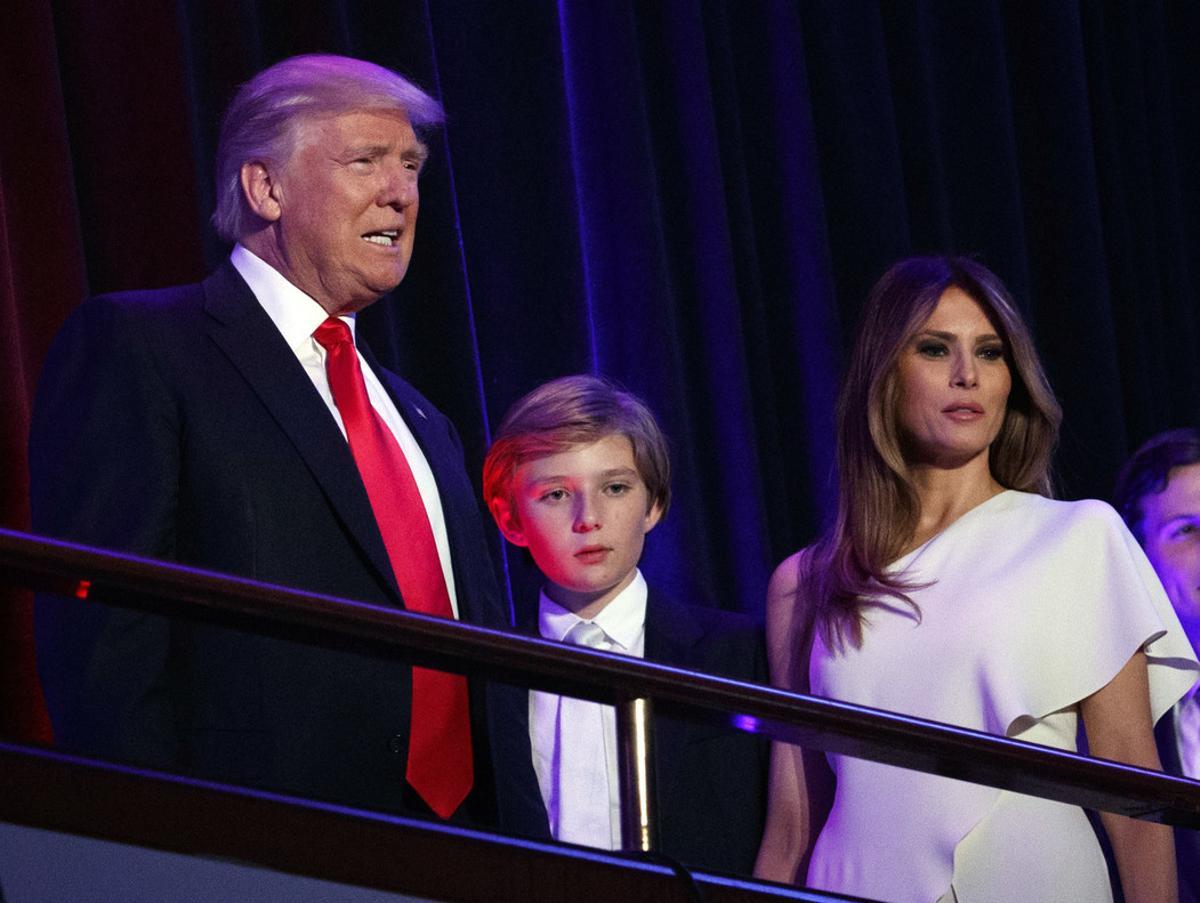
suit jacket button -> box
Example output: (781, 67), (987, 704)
(388, 735), (404, 754)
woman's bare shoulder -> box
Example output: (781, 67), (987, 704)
(767, 547), (814, 614)
(765, 547), (821, 687)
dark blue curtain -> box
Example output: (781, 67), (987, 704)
(4, 2), (1200, 733)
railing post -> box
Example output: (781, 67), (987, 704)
(616, 695), (658, 853)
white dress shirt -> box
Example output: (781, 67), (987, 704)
(1175, 684), (1200, 779)
(529, 570), (648, 850)
(230, 244), (459, 616)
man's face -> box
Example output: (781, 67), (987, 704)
(492, 435), (662, 620)
(269, 109), (425, 314)
(1140, 462), (1200, 643)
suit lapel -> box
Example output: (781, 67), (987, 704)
(644, 590), (704, 665)
(361, 344), (511, 631)
(201, 263), (400, 602)
(1156, 709), (1183, 774)
(357, 342), (453, 500)
(358, 340), (483, 619)
(644, 591), (706, 808)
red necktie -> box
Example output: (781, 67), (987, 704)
(313, 317), (472, 819)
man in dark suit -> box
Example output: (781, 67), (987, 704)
(482, 375), (768, 874)
(1114, 427), (1200, 902)
(30, 53), (544, 834)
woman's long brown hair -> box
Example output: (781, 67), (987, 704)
(804, 256), (1062, 649)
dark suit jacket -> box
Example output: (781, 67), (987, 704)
(528, 590), (769, 874)
(1156, 710), (1200, 903)
(30, 261), (545, 835)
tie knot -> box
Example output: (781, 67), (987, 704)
(313, 316), (353, 351)
(565, 621), (608, 649)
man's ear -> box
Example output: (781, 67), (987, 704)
(642, 500), (664, 535)
(489, 497), (528, 547)
(240, 160), (283, 223)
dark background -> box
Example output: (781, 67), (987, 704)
(3, 0), (1198, 742)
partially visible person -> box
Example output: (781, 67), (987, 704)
(1114, 427), (1200, 903)
(753, 256), (1199, 902)
(30, 54), (544, 835)
(482, 374), (768, 873)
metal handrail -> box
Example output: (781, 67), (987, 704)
(3, 526), (1200, 834)
(0, 740), (832, 903)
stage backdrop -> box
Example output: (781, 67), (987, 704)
(3, 1), (1198, 741)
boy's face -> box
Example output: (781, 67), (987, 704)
(491, 434), (662, 619)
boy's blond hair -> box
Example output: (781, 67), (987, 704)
(483, 374), (671, 519)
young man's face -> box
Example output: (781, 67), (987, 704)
(493, 434), (662, 619)
(1140, 461), (1200, 645)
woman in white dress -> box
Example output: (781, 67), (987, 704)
(753, 256), (1198, 902)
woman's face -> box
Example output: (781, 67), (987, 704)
(895, 286), (1012, 469)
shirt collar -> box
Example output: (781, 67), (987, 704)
(230, 244), (356, 349)
(537, 569), (648, 651)
(1181, 679), (1200, 710)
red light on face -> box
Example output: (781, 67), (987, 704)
(74, 580), (91, 600)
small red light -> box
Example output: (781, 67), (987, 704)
(74, 580), (91, 600)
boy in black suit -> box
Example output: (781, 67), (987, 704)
(483, 374), (767, 874)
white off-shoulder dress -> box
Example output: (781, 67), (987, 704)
(806, 491), (1200, 903)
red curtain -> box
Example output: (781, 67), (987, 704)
(0, 1), (88, 742)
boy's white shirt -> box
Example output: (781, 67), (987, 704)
(1175, 684), (1200, 778)
(530, 569), (648, 849)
